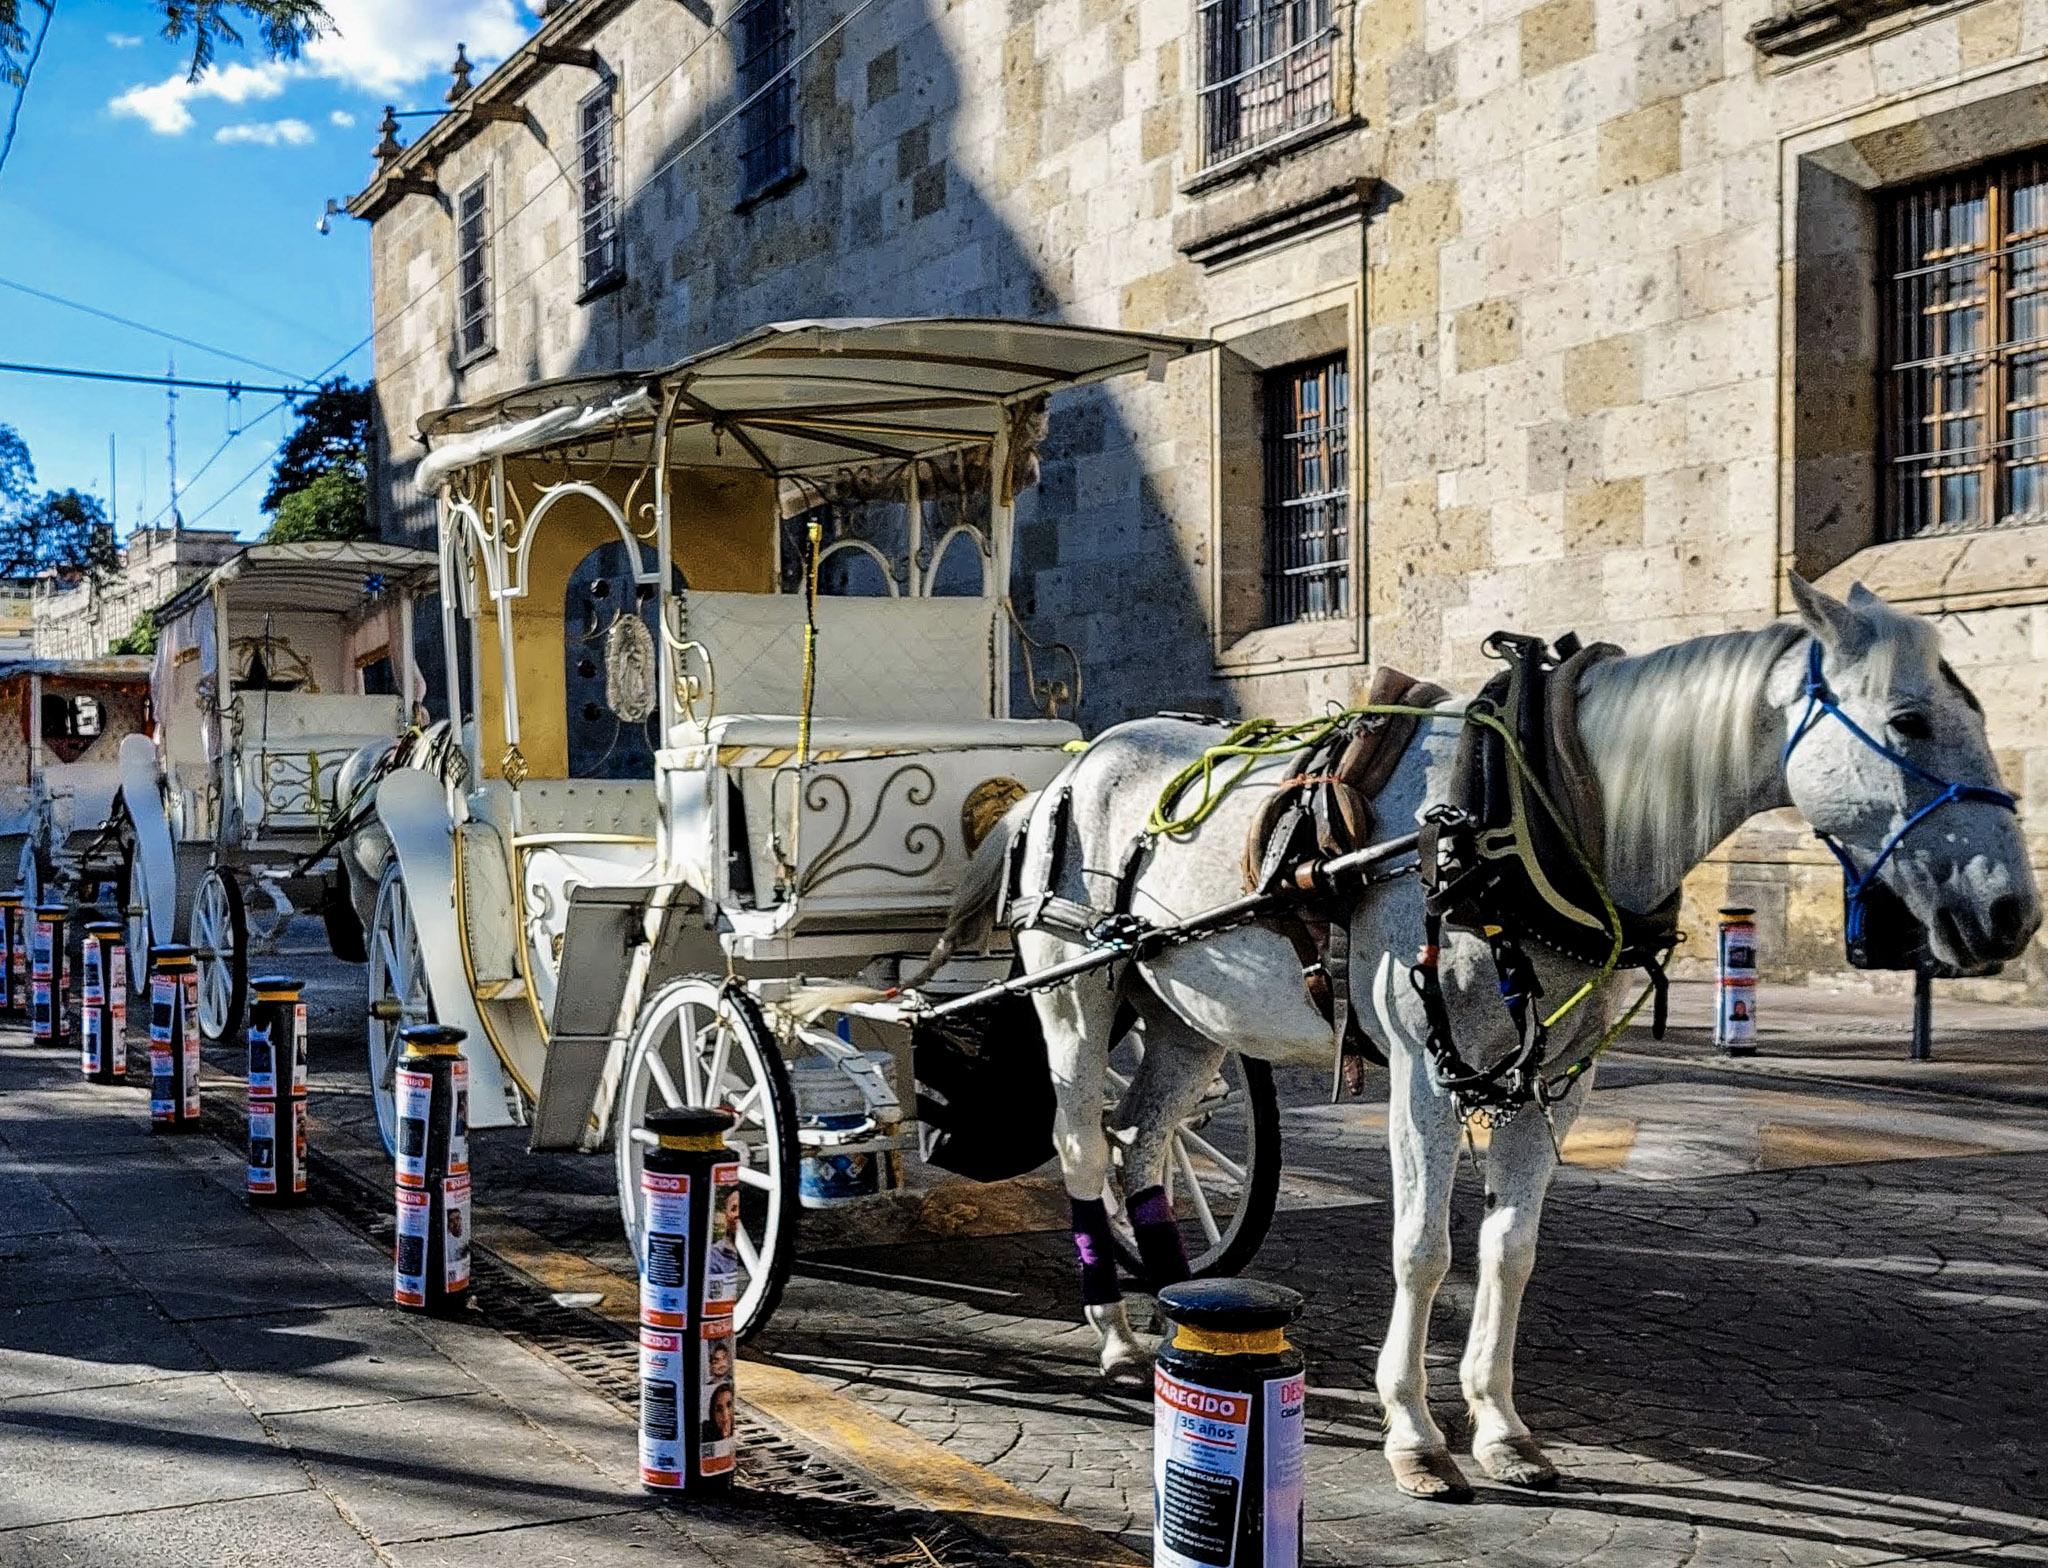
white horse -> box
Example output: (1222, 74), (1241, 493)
(916, 574), (2040, 1500)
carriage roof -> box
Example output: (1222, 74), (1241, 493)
(153, 541), (440, 632)
(412, 317), (1207, 485)
(0, 655), (152, 690)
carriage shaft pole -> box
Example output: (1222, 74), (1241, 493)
(920, 830), (1421, 1020)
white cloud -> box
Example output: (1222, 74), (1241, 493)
(109, 61), (289, 135)
(329, 109), (357, 128)
(106, 32), (144, 48)
(108, 2), (534, 137)
(214, 118), (317, 147)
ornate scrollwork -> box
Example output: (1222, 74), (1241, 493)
(1005, 601), (1083, 720)
(797, 764), (943, 894)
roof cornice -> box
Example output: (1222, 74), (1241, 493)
(346, 0), (635, 222)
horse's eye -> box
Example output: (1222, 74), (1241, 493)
(1890, 711), (1933, 741)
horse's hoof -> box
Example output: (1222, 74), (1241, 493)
(1388, 1448), (1474, 1502)
(1099, 1338), (1153, 1383)
(1474, 1434), (1560, 1489)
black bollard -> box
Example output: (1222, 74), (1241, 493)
(80, 920), (127, 1083)
(31, 903), (67, 1047)
(0, 891), (22, 1018)
(148, 946), (201, 1131)
(246, 977), (309, 1205)
(1153, 1280), (1306, 1568)
(637, 1105), (741, 1494)
(392, 1023), (471, 1315)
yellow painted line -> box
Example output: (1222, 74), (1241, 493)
(1754, 1121), (1999, 1171)
(472, 1220), (1139, 1565)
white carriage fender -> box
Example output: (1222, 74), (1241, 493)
(118, 734), (178, 953)
(373, 768), (520, 1130)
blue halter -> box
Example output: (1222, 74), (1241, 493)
(1782, 638), (2018, 946)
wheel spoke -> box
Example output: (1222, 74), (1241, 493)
(733, 1221), (762, 1275)
(704, 1027), (733, 1106)
(733, 1164), (772, 1191)
(1174, 1138), (1222, 1245)
(1177, 1128), (1246, 1185)
(677, 1005), (704, 1102)
(645, 1050), (685, 1110)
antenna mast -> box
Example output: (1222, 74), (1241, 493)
(165, 355), (181, 534)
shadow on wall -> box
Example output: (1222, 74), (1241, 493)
(535, 0), (1221, 731)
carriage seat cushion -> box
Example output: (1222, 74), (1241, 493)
(514, 778), (660, 840)
(669, 714), (1082, 756)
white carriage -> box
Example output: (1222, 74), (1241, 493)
(0, 656), (154, 908)
(116, 540), (441, 1039)
(377, 319), (1279, 1338)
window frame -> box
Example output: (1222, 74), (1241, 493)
(1260, 352), (1352, 629)
(1197, 0), (1338, 173)
(1880, 151), (2048, 541)
(576, 81), (624, 298)
(453, 175), (495, 366)
(733, 0), (800, 205)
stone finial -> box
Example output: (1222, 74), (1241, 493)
(446, 42), (474, 103)
(374, 104), (403, 163)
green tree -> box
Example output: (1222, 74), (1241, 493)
(0, 424), (30, 519)
(110, 616), (159, 657)
(266, 468), (366, 544)
(1, 2), (329, 85)
(264, 379), (369, 513)
(1, 487), (118, 579)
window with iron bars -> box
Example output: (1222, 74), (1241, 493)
(577, 84), (621, 293)
(734, 0), (798, 201)
(1263, 354), (1351, 626)
(1200, 0), (1336, 170)
(1882, 151), (2048, 538)
(454, 176), (493, 363)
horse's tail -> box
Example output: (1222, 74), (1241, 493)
(786, 791), (1034, 1021)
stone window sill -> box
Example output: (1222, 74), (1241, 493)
(1815, 520), (2048, 612)
(577, 269), (626, 306)
(1214, 616), (1363, 676)
(1181, 115), (1362, 199)
(734, 165), (806, 215)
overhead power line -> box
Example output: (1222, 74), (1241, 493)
(0, 359), (316, 398)
(0, 276), (314, 383)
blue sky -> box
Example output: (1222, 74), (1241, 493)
(0, 1), (538, 536)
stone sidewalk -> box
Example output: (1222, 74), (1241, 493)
(0, 1034), (853, 1568)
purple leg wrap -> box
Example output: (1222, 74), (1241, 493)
(1129, 1184), (1191, 1287)
(1070, 1196), (1122, 1306)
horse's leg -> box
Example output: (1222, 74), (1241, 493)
(1373, 956), (1472, 1501)
(1115, 998), (1230, 1289)
(1024, 937), (1146, 1379)
(1460, 1068), (1589, 1488)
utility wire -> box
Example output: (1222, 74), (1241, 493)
(0, 0), (54, 183)
(0, 359), (317, 397)
(0, 276), (314, 383)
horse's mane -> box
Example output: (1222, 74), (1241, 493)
(1575, 622), (1806, 897)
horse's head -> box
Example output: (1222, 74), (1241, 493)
(1781, 573), (2040, 975)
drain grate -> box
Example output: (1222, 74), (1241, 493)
(191, 1082), (1036, 1567)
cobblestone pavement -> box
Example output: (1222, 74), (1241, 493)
(270, 926), (2048, 1566)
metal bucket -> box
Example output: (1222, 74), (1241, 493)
(791, 1052), (899, 1208)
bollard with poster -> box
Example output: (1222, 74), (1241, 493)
(1714, 906), (1757, 1056)
(392, 1024), (471, 1315)
(637, 1105), (740, 1495)
(31, 903), (67, 1048)
(80, 920), (126, 1082)
(148, 946), (202, 1130)
(1153, 1280), (1305, 1568)
(246, 977), (309, 1205)
(0, 891), (22, 1017)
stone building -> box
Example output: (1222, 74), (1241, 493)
(33, 525), (242, 659)
(352, 0), (2048, 990)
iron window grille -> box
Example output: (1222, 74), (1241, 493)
(734, 0), (798, 200)
(454, 176), (494, 363)
(1882, 152), (2048, 539)
(1199, 0), (1336, 170)
(1263, 354), (1351, 626)
(577, 84), (622, 293)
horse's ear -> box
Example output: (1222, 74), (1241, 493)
(1787, 571), (1870, 652)
(1844, 581), (1888, 613)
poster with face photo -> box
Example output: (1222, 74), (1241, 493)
(706, 1163), (741, 1308)
(698, 1317), (736, 1474)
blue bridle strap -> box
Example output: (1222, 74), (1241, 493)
(1782, 639), (2018, 941)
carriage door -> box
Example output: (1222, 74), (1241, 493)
(564, 539), (664, 779)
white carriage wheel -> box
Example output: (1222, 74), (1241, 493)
(367, 859), (431, 1156)
(191, 867), (247, 1043)
(616, 977), (799, 1342)
(1104, 1043), (1281, 1283)
(15, 837), (38, 912)
(121, 839), (150, 996)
